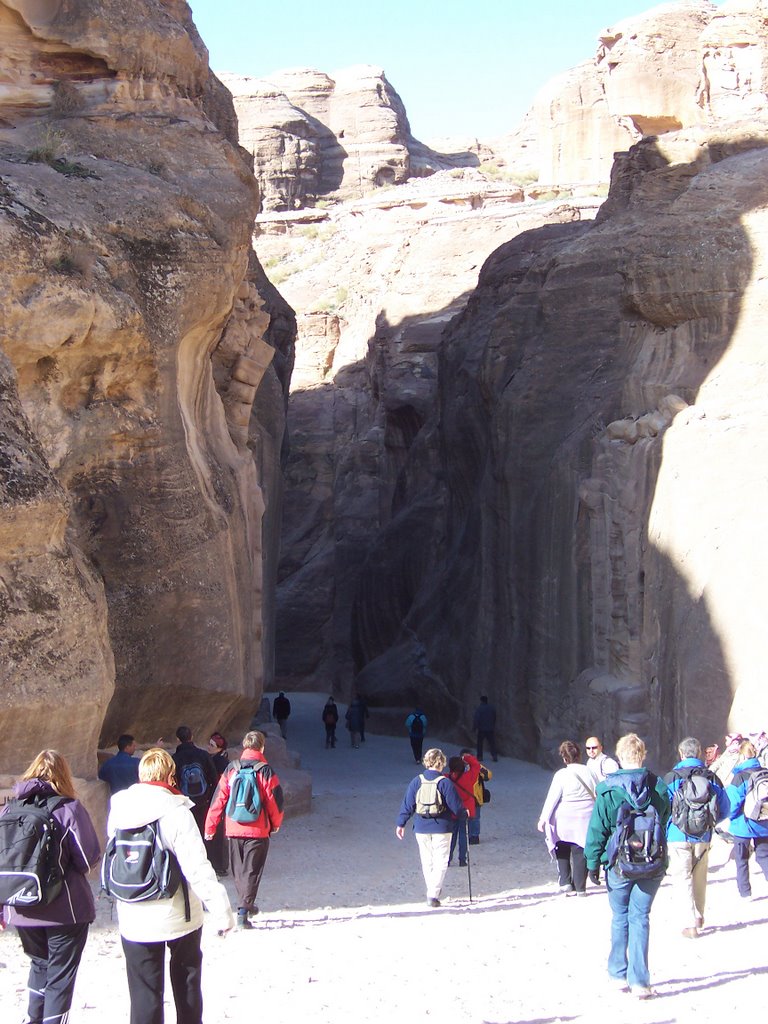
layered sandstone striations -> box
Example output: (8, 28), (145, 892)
(221, 65), (481, 211)
(0, 0), (294, 776)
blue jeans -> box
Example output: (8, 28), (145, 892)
(605, 868), (663, 988)
(449, 819), (468, 864)
(469, 806), (481, 840)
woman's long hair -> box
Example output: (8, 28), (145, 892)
(21, 749), (77, 799)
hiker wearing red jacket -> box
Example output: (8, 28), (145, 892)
(205, 731), (284, 930)
(448, 752), (481, 866)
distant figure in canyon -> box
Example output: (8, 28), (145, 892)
(345, 697), (366, 748)
(98, 733), (140, 794)
(473, 697), (498, 762)
(272, 692), (292, 739)
(395, 747), (467, 907)
(205, 731), (284, 930)
(585, 736), (619, 783)
(322, 697), (339, 748)
(173, 727), (219, 838)
(405, 708), (428, 762)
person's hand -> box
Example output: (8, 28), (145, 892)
(588, 867), (601, 885)
(395, 826), (405, 840)
(537, 821), (544, 833)
(204, 834), (214, 842)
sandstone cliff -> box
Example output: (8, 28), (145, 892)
(0, 0), (294, 776)
(221, 65), (481, 211)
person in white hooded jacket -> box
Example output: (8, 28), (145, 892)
(107, 747), (234, 1024)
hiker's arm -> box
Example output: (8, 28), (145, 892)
(204, 770), (230, 838)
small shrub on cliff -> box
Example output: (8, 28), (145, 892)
(51, 80), (84, 116)
(28, 127), (64, 165)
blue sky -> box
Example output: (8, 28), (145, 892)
(187, 1), (723, 139)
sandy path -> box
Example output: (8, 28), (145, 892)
(2, 693), (766, 1022)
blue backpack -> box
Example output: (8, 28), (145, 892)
(178, 762), (208, 801)
(225, 761), (266, 824)
(604, 773), (666, 880)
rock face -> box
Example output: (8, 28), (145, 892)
(0, 0), (294, 777)
(221, 65), (481, 211)
(350, 126), (768, 764)
(261, 172), (603, 722)
(265, 3), (768, 762)
(497, 0), (768, 187)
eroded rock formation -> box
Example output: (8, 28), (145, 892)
(221, 65), (481, 211)
(0, 0), (294, 777)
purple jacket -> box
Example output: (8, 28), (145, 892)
(2, 778), (101, 927)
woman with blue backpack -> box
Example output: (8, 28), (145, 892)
(725, 738), (768, 898)
(0, 749), (100, 1024)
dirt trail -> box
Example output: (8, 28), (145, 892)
(2, 693), (766, 1022)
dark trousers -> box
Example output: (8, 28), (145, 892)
(410, 736), (424, 762)
(555, 840), (587, 892)
(476, 730), (497, 760)
(17, 922), (89, 1024)
(325, 723), (337, 747)
(206, 818), (229, 875)
(229, 835), (270, 909)
(121, 927), (203, 1024)
(733, 835), (768, 896)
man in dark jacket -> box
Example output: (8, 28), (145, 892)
(173, 726), (218, 836)
(473, 696), (498, 762)
(396, 748), (467, 907)
(272, 692), (291, 738)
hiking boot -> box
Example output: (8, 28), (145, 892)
(459, 860), (467, 867)
(682, 927), (699, 939)
(236, 909), (254, 930)
(468, 836), (480, 846)
(426, 897), (441, 908)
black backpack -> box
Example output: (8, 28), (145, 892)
(101, 820), (190, 920)
(411, 714), (425, 737)
(668, 766), (720, 837)
(178, 761), (208, 801)
(604, 774), (666, 880)
(0, 793), (68, 907)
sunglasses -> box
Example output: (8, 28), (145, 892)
(586, 746), (600, 751)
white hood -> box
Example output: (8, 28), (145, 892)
(108, 783), (193, 832)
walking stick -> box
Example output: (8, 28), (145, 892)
(465, 818), (473, 903)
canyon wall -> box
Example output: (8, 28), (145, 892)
(0, 0), (294, 777)
(265, 1), (768, 762)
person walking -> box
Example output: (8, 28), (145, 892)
(1, 749), (101, 1024)
(664, 736), (726, 937)
(205, 731), (284, 929)
(98, 733), (141, 794)
(272, 692), (291, 739)
(108, 748), (234, 1023)
(537, 740), (596, 896)
(405, 708), (427, 762)
(322, 697), (339, 748)
(473, 696), (498, 761)
(172, 726), (219, 838)
(585, 736), (620, 783)
(585, 733), (670, 999)
(725, 738), (768, 899)
(448, 752), (481, 867)
(346, 696), (366, 748)
(461, 747), (491, 845)
(205, 732), (230, 877)
(395, 748), (467, 907)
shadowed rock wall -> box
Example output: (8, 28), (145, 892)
(0, 0), (294, 776)
(351, 127), (768, 764)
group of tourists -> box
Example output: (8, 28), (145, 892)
(535, 728), (768, 999)
(0, 725), (284, 1024)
